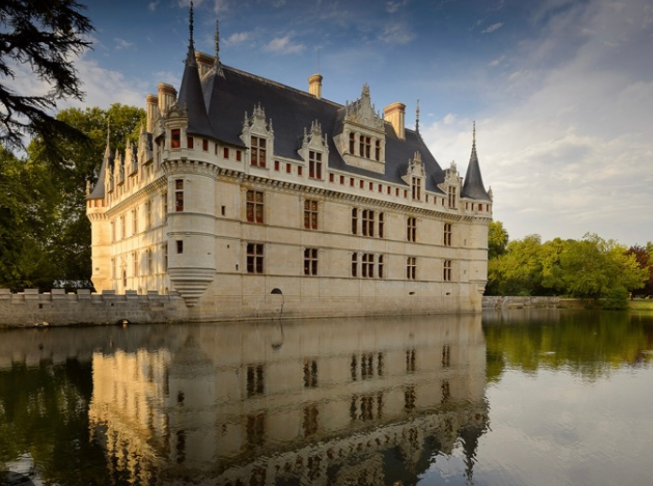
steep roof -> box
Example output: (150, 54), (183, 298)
(461, 124), (490, 201)
(176, 10), (213, 138)
(87, 138), (111, 200)
(203, 65), (446, 192)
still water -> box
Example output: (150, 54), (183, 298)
(1, 310), (652, 485)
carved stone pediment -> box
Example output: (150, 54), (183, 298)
(344, 83), (385, 132)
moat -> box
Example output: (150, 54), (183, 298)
(1, 310), (652, 485)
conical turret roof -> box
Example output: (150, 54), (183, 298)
(176, 1), (214, 138)
(462, 123), (490, 200)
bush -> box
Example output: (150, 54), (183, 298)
(602, 286), (629, 310)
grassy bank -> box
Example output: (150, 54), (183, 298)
(629, 299), (653, 311)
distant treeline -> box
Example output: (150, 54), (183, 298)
(486, 221), (653, 308)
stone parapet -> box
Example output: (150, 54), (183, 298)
(0, 289), (189, 327)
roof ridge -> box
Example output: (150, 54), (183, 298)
(222, 64), (343, 109)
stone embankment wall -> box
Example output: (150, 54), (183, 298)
(0, 289), (189, 328)
(482, 296), (590, 309)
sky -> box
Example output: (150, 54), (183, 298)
(14, 0), (653, 246)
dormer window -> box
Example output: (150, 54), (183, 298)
(309, 151), (322, 179)
(412, 177), (421, 200)
(335, 84), (386, 174)
(448, 186), (457, 208)
(241, 104), (274, 169)
(171, 129), (181, 149)
(251, 136), (267, 167)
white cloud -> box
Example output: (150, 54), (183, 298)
(379, 22), (415, 44)
(489, 55), (506, 67)
(148, 1), (159, 11)
(482, 22), (504, 34)
(386, 0), (408, 14)
(213, 0), (228, 14)
(423, 0), (653, 246)
(226, 32), (250, 45)
(113, 38), (133, 50)
(264, 35), (304, 54)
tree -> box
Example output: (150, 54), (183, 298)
(0, 0), (93, 151)
(488, 220), (509, 259)
(561, 234), (647, 302)
(0, 105), (145, 291)
(626, 245), (653, 297)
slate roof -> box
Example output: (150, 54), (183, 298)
(89, 54), (490, 201)
(87, 143), (111, 200)
(461, 130), (490, 201)
(200, 65), (449, 193)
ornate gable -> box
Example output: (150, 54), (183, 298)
(334, 84), (386, 174)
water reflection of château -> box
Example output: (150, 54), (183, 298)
(87, 316), (489, 485)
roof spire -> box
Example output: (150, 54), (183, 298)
(214, 19), (224, 77)
(104, 116), (111, 158)
(185, 0), (197, 67)
(415, 99), (420, 133)
(473, 120), (476, 149)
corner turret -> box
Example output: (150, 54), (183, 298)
(462, 122), (490, 201)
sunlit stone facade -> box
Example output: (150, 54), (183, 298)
(86, 16), (493, 319)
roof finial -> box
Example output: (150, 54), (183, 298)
(185, 0), (197, 66)
(415, 99), (420, 133)
(214, 19), (225, 77)
(104, 116), (111, 157)
(473, 120), (476, 148)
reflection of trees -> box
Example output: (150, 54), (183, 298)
(484, 311), (653, 382)
(0, 360), (112, 485)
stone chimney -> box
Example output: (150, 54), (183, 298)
(195, 51), (214, 78)
(157, 83), (177, 115)
(384, 102), (405, 140)
(145, 94), (159, 133)
(308, 73), (323, 99)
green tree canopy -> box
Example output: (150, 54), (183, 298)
(0, 0), (93, 151)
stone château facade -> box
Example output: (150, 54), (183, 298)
(86, 11), (493, 321)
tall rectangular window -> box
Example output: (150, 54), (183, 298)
(448, 186), (457, 208)
(163, 243), (168, 270)
(162, 193), (168, 223)
(443, 260), (452, 281)
(171, 129), (180, 149)
(304, 248), (318, 276)
(251, 136), (266, 167)
(362, 210), (374, 237)
(186, 136), (193, 149)
(444, 223), (452, 246)
(407, 257), (416, 280)
(351, 208), (358, 235)
(247, 243), (264, 274)
(309, 151), (322, 179)
(132, 209), (138, 235)
(132, 252), (138, 276)
(120, 215), (125, 240)
(378, 255), (384, 279)
(202, 138), (208, 151)
(351, 253), (358, 277)
(375, 140), (381, 160)
(362, 253), (374, 278)
(176, 240), (183, 254)
(145, 200), (152, 229)
(349, 132), (355, 153)
(147, 248), (153, 275)
(407, 216), (416, 242)
(246, 190), (264, 224)
(223, 147), (229, 159)
(175, 180), (184, 212)
(304, 199), (318, 230)
(412, 177), (421, 200)
(378, 212), (384, 238)
(360, 135), (371, 158)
